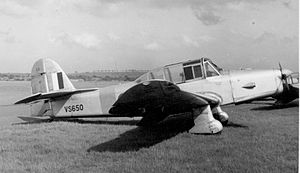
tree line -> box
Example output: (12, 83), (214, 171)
(0, 71), (147, 81)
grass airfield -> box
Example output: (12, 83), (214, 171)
(0, 100), (298, 173)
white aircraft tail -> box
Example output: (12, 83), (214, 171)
(15, 58), (99, 118)
(31, 58), (75, 94)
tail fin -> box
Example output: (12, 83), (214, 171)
(31, 59), (75, 94)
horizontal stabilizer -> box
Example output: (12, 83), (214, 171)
(15, 88), (98, 104)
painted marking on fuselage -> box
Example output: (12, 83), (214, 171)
(64, 104), (84, 113)
(57, 72), (64, 89)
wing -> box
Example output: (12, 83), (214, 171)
(109, 80), (224, 134)
(109, 80), (216, 123)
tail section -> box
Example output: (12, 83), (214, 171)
(16, 58), (99, 118)
(31, 59), (75, 94)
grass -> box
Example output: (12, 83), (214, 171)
(0, 101), (298, 173)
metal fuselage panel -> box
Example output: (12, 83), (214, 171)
(177, 69), (283, 105)
(52, 90), (102, 117)
(229, 69), (283, 103)
(178, 75), (233, 105)
(51, 82), (136, 117)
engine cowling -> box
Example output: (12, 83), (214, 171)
(274, 70), (299, 105)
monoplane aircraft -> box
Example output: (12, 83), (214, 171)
(15, 58), (299, 134)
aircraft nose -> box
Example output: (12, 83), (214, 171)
(281, 69), (292, 77)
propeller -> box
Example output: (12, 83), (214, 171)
(274, 63), (299, 105)
(278, 62), (290, 91)
(279, 63), (286, 79)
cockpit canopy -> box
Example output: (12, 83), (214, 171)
(287, 72), (299, 86)
(135, 58), (222, 84)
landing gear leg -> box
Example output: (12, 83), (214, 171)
(212, 106), (229, 125)
(189, 105), (223, 134)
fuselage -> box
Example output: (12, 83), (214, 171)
(178, 69), (285, 105)
(28, 58), (295, 118)
(49, 69), (286, 117)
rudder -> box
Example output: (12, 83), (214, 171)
(31, 58), (75, 94)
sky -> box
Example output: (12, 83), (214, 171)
(0, 0), (298, 73)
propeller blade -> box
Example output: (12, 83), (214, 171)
(279, 62), (283, 72)
(278, 62), (291, 92)
(279, 62), (286, 80)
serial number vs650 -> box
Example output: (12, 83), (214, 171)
(64, 104), (84, 112)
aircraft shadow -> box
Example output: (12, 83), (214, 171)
(56, 118), (140, 126)
(87, 115), (194, 153)
(224, 121), (248, 129)
(251, 100), (299, 111)
(13, 117), (140, 126)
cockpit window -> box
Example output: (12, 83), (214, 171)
(135, 67), (165, 83)
(135, 73), (148, 83)
(183, 61), (203, 81)
(135, 58), (222, 84)
(151, 68), (164, 79)
(287, 73), (299, 84)
(204, 61), (220, 77)
(193, 65), (203, 78)
(165, 64), (185, 84)
(183, 66), (193, 80)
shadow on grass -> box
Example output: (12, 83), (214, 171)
(251, 100), (299, 111)
(13, 116), (140, 126)
(87, 115), (194, 152)
(225, 121), (248, 129)
(12, 116), (54, 125)
(57, 118), (140, 126)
